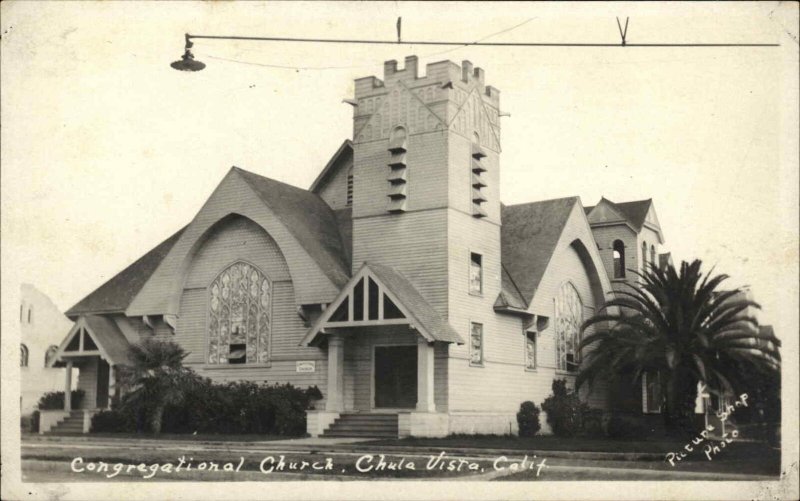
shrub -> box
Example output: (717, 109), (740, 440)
(606, 413), (649, 439)
(37, 390), (85, 410)
(91, 409), (136, 433)
(109, 377), (315, 436)
(21, 411), (39, 433)
(582, 408), (605, 437)
(541, 379), (587, 437)
(517, 401), (541, 437)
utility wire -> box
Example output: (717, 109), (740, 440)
(188, 34), (778, 48)
(202, 18), (539, 71)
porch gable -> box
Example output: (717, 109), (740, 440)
(301, 263), (464, 346)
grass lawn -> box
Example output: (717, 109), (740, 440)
(365, 435), (680, 454)
(25, 431), (290, 442)
(365, 434), (780, 462)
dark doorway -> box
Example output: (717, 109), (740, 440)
(96, 358), (110, 408)
(374, 345), (417, 408)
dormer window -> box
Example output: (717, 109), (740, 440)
(469, 252), (483, 295)
(387, 126), (408, 213)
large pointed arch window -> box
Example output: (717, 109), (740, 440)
(555, 282), (583, 372)
(208, 261), (271, 365)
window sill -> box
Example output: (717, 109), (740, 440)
(524, 367), (537, 373)
(203, 363), (272, 370)
(468, 291), (484, 298)
(469, 362), (485, 368)
(554, 370), (578, 376)
(611, 278), (628, 283)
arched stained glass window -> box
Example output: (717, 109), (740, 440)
(208, 261), (271, 365)
(555, 283), (582, 372)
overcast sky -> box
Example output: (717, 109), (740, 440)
(2, 2), (797, 345)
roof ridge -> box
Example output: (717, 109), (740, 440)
(503, 196), (579, 209)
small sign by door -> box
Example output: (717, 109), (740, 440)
(296, 361), (315, 373)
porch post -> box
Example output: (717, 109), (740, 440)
(416, 338), (436, 412)
(325, 333), (345, 412)
(108, 365), (115, 410)
(64, 360), (73, 412)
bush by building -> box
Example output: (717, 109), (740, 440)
(37, 390), (85, 410)
(541, 379), (589, 437)
(516, 401), (541, 437)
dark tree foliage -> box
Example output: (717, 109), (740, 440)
(577, 259), (781, 435)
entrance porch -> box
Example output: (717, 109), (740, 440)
(302, 264), (463, 438)
(43, 315), (130, 433)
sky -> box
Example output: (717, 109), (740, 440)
(2, 1), (797, 346)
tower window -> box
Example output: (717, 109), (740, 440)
(469, 252), (483, 295)
(612, 240), (625, 278)
(642, 241), (648, 272)
(470, 322), (484, 366)
(525, 331), (537, 370)
(28, 307), (32, 324)
(346, 167), (354, 207)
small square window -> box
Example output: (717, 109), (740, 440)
(525, 332), (537, 370)
(470, 322), (483, 366)
(469, 253), (483, 295)
(228, 343), (247, 364)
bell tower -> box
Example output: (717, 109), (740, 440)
(350, 56), (502, 319)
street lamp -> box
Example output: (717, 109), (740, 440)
(170, 34), (206, 72)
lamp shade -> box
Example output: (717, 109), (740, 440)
(170, 49), (205, 72)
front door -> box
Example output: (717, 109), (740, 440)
(374, 346), (417, 409)
(96, 358), (110, 408)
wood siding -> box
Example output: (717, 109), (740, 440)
(316, 152), (353, 211)
(352, 211), (449, 316)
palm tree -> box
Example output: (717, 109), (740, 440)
(117, 339), (195, 434)
(577, 259), (781, 434)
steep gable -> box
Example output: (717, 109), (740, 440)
(501, 197), (579, 304)
(127, 167), (350, 316)
(66, 227), (186, 318)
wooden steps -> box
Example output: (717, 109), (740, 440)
(44, 410), (85, 434)
(322, 413), (398, 438)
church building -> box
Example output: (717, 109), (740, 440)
(47, 56), (668, 437)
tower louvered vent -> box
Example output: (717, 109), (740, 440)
(387, 127), (408, 213)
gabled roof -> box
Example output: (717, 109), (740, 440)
(301, 262), (464, 346)
(369, 263), (463, 344)
(308, 140), (353, 193)
(66, 227), (186, 318)
(49, 314), (132, 367)
(234, 167), (350, 288)
(585, 197), (654, 231)
(84, 315), (132, 365)
(501, 197), (579, 304)
(495, 265), (528, 311)
(614, 199), (653, 231)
